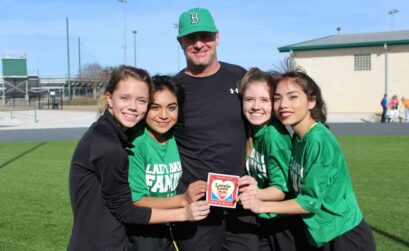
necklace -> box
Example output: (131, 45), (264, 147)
(305, 121), (318, 135)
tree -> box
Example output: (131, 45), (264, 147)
(78, 63), (111, 99)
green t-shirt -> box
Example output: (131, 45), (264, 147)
(245, 118), (292, 219)
(290, 122), (363, 247)
(128, 127), (182, 202)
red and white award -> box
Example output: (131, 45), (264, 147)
(206, 172), (239, 208)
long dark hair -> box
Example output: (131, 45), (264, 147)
(270, 58), (328, 128)
(150, 75), (181, 105)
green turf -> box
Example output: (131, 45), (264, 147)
(338, 136), (409, 250)
(0, 137), (408, 250)
(0, 141), (77, 251)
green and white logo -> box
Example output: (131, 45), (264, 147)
(189, 12), (199, 24)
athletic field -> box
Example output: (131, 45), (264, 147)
(0, 136), (408, 250)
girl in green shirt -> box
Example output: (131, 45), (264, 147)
(127, 75), (210, 251)
(238, 68), (309, 250)
(239, 60), (375, 250)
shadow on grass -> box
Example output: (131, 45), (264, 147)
(370, 224), (409, 248)
(0, 142), (47, 170)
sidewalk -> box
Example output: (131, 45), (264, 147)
(0, 110), (98, 130)
(0, 110), (382, 131)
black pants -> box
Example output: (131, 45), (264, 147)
(258, 215), (314, 251)
(173, 205), (258, 251)
(381, 107), (387, 123)
(127, 224), (176, 251)
(318, 219), (376, 251)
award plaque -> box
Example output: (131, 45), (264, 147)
(206, 172), (239, 208)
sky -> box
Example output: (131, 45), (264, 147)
(0, 0), (408, 77)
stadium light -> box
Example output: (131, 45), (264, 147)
(118, 0), (127, 64)
(132, 30), (137, 67)
(173, 23), (180, 71)
(388, 9), (399, 31)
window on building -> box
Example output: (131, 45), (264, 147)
(354, 53), (371, 71)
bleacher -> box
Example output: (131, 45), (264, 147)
(1, 54), (105, 110)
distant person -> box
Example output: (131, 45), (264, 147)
(127, 75), (209, 250)
(173, 7), (258, 251)
(389, 94), (399, 110)
(240, 60), (376, 250)
(401, 96), (409, 122)
(68, 66), (208, 251)
(388, 94), (400, 122)
(381, 94), (388, 123)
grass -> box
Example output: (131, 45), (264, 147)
(338, 136), (409, 250)
(0, 141), (77, 251)
(0, 137), (408, 250)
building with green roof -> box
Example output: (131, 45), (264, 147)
(278, 30), (409, 113)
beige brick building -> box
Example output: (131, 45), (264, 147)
(278, 30), (409, 113)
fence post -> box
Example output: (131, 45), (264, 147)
(10, 102), (14, 119)
(34, 102), (38, 123)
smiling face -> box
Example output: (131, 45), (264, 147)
(242, 82), (273, 130)
(105, 77), (149, 129)
(178, 31), (219, 74)
(273, 79), (316, 137)
(146, 88), (178, 143)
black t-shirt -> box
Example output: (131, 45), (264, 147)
(174, 62), (247, 192)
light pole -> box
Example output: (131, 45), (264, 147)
(173, 23), (180, 71)
(78, 37), (81, 80)
(118, 0), (127, 64)
(336, 27), (341, 35)
(66, 17), (71, 100)
(132, 30), (137, 67)
(388, 9), (399, 31)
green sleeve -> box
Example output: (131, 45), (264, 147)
(128, 144), (149, 202)
(264, 132), (292, 192)
(266, 148), (291, 192)
(295, 141), (338, 213)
